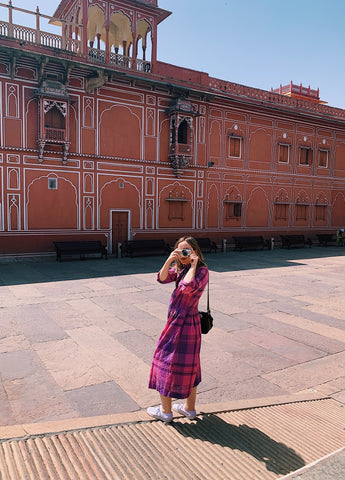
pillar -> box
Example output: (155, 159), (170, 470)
(81, 0), (88, 56)
(150, 21), (157, 72)
(35, 6), (40, 44)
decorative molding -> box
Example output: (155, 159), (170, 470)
(7, 154), (20, 164)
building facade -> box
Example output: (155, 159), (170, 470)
(0, 0), (345, 255)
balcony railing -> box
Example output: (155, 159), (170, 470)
(44, 127), (66, 142)
(88, 47), (105, 64)
(0, 20), (8, 36)
(13, 24), (36, 43)
(109, 52), (131, 69)
(66, 38), (80, 54)
(0, 19), (80, 52)
(172, 144), (191, 155)
(40, 30), (62, 49)
(137, 59), (151, 73)
(0, 2), (151, 75)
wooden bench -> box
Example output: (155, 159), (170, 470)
(195, 238), (217, 253)
(280, 235), (312, 249)
(122, 239), (168, 257)
(233, 236), (265, 252)
(53, 241), (108, 261)
(317, 233), (337, 247)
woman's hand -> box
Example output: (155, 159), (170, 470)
(189, 252), (198, 268)
(182, 251), (198, 283)
(167, 249), (181, 265)
(158, 249), (180, 282)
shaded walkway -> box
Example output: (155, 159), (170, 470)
(1, 245), (345, 285)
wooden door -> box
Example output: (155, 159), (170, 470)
(112, 211), (128, 255)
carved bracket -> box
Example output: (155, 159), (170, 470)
(37, 139), (71, 165)
(169, 154), (192, 177)
(86, 70), (108, 93)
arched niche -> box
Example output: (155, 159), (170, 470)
(26, 175), (78, 229)
(246, 187), (269, 227)
(99, 178), (141, 229)
(206, 184), (220, 229)
(274, 188), (290, 225)
(110, 11), (133, 56)
(178, 119), (188, 144)
(332, 193), (345, 227)
(99, 104), (141, 158)
(249, 129), (272, 169)
(136, 18), (152, 61)
(87, 5), (106, 49)
(45, 105), (65, 130)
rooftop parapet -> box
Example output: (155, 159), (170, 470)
(271, 81), (324, 103)
(209, 77), (345, 120)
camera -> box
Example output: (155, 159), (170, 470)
(180, 248), (191, 257)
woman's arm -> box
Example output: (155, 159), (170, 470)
(158, 250), (180, 282)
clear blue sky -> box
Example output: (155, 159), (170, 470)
(6, 0), (345, 109)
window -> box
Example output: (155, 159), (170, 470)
(278, 144), (289, 163)
(319, 150), (329, 168)
(275, 203), (288, 220)
(45, 106), (65, 130)
(315, 205), (327, 221)
(225, 202), (242, 219)
(48, 178), (57, 190)
(229, 137), (241, 158)
(296, 204), (308, 220)
(300, 147), (313, 165)
(178, 120), (188, 144)
(166, 194), (188, 221)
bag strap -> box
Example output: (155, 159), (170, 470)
(206, 277), (210, 313)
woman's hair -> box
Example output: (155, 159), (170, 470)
(174, 236), (207, 270)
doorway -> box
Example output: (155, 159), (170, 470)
(111, 210), (129, 255)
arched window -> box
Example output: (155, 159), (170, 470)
(178, 120), (188, 144)
(45, 106), (65, 129)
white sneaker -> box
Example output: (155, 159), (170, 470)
(172, 403), (197, 420)
(147, 406), (173, 423)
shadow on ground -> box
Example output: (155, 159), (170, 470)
(0, 246), (344, 286)
(172, 414), (306, 476)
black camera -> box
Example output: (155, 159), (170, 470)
(180, 248), (191, 257)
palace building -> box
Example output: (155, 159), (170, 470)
(0, 0), (345, 255)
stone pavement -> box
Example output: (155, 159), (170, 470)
(0, 246), (345, 428)
(282, 447), (345, 480)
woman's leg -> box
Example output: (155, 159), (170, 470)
(185, 387), (197, 411)
(160, 394), (172, 413)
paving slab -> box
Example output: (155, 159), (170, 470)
(263, 350), (345, 392)
(65, 381), (140, 416)
(0, 247), (344, 428)
(281, 447), (345, 480)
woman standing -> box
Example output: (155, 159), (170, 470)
(147, 236), (209, 422)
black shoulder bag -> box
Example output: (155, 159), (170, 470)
(199, 279), (213, 334)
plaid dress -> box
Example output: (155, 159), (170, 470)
(149, 265), (209, 399)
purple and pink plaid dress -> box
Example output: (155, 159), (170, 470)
(149, 265), (209, 399)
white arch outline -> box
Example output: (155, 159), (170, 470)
(99, 177), (142, 230)
(25, 173), (79, 230)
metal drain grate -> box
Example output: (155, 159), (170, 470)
(1, 398), (345, 480)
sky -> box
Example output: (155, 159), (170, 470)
(4, 0), (345, 109)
